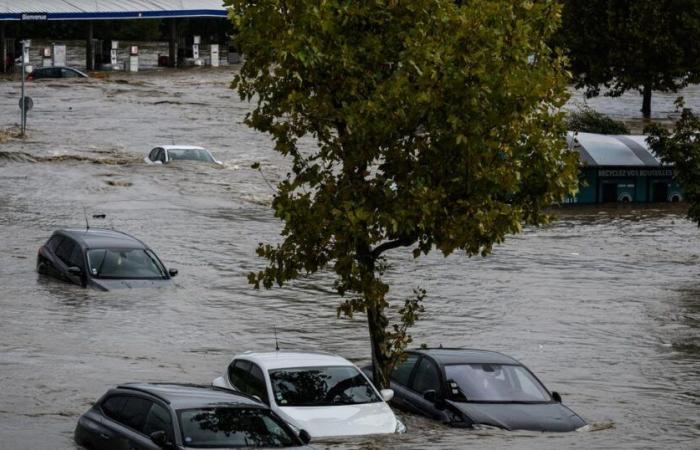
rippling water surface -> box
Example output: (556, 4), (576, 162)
(0, 69), (698, 449)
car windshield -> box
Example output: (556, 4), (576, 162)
(178, 407), (298, 448)
(445, 364), (551, 403)
(269, 365), (380, 407)
(167, 148), (215, 163)
(87, 248), (166, 279)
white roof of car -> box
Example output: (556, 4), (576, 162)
(160, 145), (207, 151)
(235, 351), (355, 371)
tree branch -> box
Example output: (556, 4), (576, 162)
(371, 234), (417, 259)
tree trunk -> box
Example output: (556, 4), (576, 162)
(642, 84), (652, 118)
(367, 300), (390, 389)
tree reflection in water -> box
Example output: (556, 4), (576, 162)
(181, 407), (296, 448)
(270, 366), (379, 406)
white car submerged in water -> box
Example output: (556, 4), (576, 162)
(213, 351), (405, 439)
(145, 145), (223, 165)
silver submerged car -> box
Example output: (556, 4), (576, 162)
(145, 146), (223, 165)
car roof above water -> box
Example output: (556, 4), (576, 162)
(160, 145), (207, 151)
(412, 348), (521, 366)
(236, 351), (355, 371)
(55, 228), (147, 250)
(114, 383), (263, 410)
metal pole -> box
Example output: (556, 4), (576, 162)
(86, 21), (94, 71)
(1, 23), (6, 73)
(169, 19), (177, 68)
(21, 41), (25, 136)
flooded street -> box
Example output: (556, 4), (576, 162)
(0, 69), (698, 449)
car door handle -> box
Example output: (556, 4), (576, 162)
(99, 433), (111, 440)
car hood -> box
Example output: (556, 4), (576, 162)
(447, 401), (586, 432)
(277, 402), (396, 438)
(88, 278), (172, 291)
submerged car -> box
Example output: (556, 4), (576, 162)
(75, 383), (313, 450)
(213, 351), (405, 439)
(365, 348), (586, 432)
(145, 146), (222, 165)
(27, 66), (88, 80)
(37, 228), (177, 290)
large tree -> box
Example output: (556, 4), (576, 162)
(561, 0), (700, 117)
(229, 0), (578, 388)
(646, 103), (700, 225)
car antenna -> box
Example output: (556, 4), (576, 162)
(83, 206), (90, 231)
(274, 326), (280, 351)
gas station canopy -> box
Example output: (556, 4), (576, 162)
(567, 132), (663, 167)
(0, 1), (228, 21)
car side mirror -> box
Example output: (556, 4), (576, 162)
(423, 389), (438, 403)
(551, 391), (562, 403)
(67, 266), (82, 276)
(298, 429), (311, 445)
(380, 389), (394, 402)
(168, 268), (178, 277)
(149, 430), (169, 447)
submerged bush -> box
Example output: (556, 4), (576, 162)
(567, 107), (630, 135)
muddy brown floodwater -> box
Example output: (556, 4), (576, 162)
(0, 68), (698, 450)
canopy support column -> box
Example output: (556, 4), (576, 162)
(86, 20), (94, 71)
(169, 19), (177, 68)
(1, 22), (6, 73)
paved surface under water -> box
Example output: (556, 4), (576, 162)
(0, 69), (698, 449)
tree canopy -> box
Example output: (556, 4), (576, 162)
(229, 0), (578, 388)
(561, 0), (700, 117)
(646, 103), (700, 225)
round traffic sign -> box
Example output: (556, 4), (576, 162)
(19, 96), (33, 111)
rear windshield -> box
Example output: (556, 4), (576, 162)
(178, 407), (298, 448)
(167, 148), (215, 163)
(87, 248), (166, 279)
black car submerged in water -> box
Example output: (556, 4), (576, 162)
(366, 348), (586, 432)
(75, 383), (313, 450)
(37, 228), (177, 290)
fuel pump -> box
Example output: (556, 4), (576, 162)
(128, 45), (138, 72)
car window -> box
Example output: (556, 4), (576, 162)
(54, 238), (76, 266)
(149, 148), (159, 161)
(411, 358), (440, 394)
(68, 244), (84, 269)
(102, 396), (128, 421)
(269, 366), (380, 406)
(87, 248), (166, 279)
(178, 408), (297, 448)
(391, 354), (419, 386)
(143, 402), (173, 438)
(249, 364), (269, 404)
(61, 68), (80, 78)
(167, 148), (215, 163)
(46, 236), (63, 252)
(444, 364), (551, 402)
(229, 359), (252, 391)
(119, 397), (153, 431)
(157, 149), (166, 163)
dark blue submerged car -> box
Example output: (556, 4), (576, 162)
(367, 348), (586, 432)
(75, 383), (313, 450)
(37, 228), (177, 290)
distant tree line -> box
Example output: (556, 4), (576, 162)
(559, 0), (700, 118)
